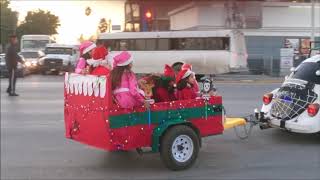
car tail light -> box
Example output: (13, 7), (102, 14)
(263, 93), (273, 105)
(307, 103), (319, 117)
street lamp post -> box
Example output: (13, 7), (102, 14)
(311, 0), (315, 48)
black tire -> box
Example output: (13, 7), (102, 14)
(160, 125), (199, 171)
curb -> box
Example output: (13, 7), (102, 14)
(214, 79), (283, 83)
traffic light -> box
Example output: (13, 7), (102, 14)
(145, 10), (152, 19)
(145, 10), (152, 31)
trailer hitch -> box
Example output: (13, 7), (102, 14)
(232, 109), (272, 140)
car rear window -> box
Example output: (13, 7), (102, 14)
(292, 62), (320, 84)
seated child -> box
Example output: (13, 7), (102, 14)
(138, 75), (156, 99)
(176, 69), (197, 100)
(75, 41), (96, 74)
(87, 46), (111, 76)
(152, 64), (177, 102)
(111, 51), (145, 109)
(181, 63), (200, 94)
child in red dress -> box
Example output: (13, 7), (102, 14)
(152, 64), (176, 102)
(88, 46), (111, 76)
(176, 69), (197, 100)
(181, 63), (200, 95)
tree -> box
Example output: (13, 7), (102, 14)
(16, 9), (60, 38)
(0, 0), (18, 50)
(98, 18), (109, 33)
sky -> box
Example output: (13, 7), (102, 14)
(10, 0), (125, 44)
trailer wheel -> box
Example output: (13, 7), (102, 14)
(160, 125), (199, 171)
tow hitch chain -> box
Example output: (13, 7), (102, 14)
(233, 109), (271, 140)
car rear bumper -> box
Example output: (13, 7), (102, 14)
(269, 118), (319, 134)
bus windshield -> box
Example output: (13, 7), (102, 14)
(22, 40), (49, 49)
(45, 47), (73, 55)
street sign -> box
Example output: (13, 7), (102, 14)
(280, 48), (294, 76)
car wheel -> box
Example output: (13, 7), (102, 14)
(160, 125), (199, 171)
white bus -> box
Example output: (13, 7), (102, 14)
(98, 30), (247, 75)
(20, 35), (55, 52)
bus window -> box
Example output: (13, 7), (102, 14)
(120, 40), (128, 50)
(205, 37), (230, 50)
(158, 39), (170, 50)
(186, 38), (206, 50)
(170, 38), (180, 50)
(107, 40), (118, 51)
(178, 38), (187, 50)
(145, 39), (156, 50)
(115, 39), (134, 51)
(222, 38), (230, 50)
(45, 47), (73, 55)
(22, 40), (49, 49)
(135, 39), (145, 50)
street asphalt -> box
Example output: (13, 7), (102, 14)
(1, 75), (319, 180)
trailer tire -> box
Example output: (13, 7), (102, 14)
(160, 125), (199, 171)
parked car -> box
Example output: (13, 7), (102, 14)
(39, 44), (79, 75)
(19, 50), (45, 73)
(258, 55), (320, 133)
(0, 54), (29, 78)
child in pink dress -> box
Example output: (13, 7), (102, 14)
(75, 41), (96, 74)
(111, 51), (145, 109)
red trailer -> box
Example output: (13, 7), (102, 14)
(64, 73), (228, 170)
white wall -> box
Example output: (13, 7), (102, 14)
(198, 5), (225, 28)
(170, 7), (199, 30)
(169, 2), (320, 33)
(263, 6), (320, 28)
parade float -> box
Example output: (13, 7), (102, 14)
(64, 73), (246, 171)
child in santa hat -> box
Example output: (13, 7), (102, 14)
(152, 64), (177, 102)
(111, 51), (145, 109)
(176, 69), (197, 100)
(75, 41), (96, 74)
(181, 63), (200, 95)
(87, 46), (111, 76)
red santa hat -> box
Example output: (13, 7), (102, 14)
(176, 69), (194, 83)
(92, 46), (108, 60)
(79, 41), (96, 56)
(181, 63), (192, 71)
(113, 51), (133, 67)
(86, 46), (108, 67)
(163, 64), (175, 79)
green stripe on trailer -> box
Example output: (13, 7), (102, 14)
(109, 105), (223, 129)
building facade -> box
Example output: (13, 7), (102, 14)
(124, 0), (188, 32)
(168, 0), (320, 75)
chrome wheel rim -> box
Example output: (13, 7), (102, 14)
(171, 135), (194, 163)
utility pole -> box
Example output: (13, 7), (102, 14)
(311, 0), (315, 48)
